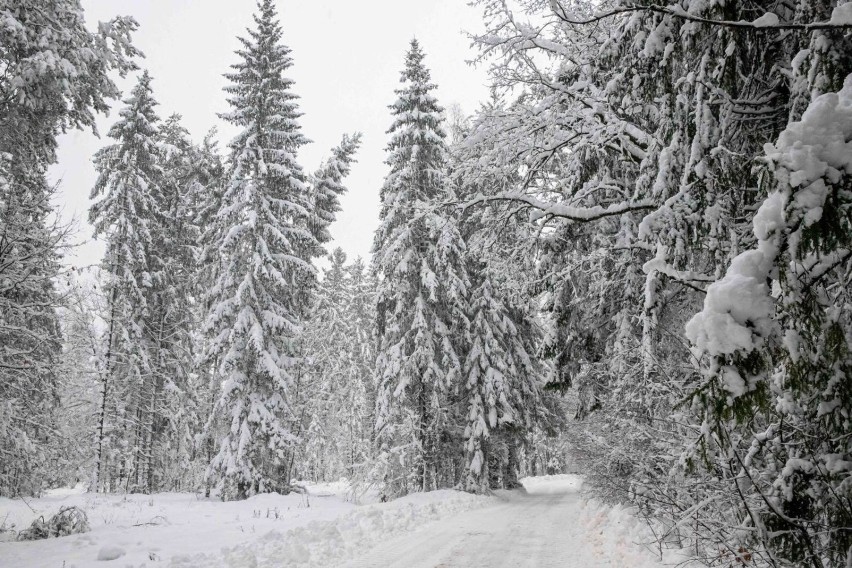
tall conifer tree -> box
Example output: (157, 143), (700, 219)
(202, 0), (315, 500)
(142, 114), (207, 491)
(90, 71), (163, 492)
(372, 40), (469, 495)
(451, 109), (548, 493)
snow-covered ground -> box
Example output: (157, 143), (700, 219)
(346, 474), (693, 567)
(0, 481), (487, 567)
(1, 480), (354, 566)
(0, 475), (692, 567)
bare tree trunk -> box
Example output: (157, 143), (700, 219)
(95, 264), (121, 493)
(417, 377), (428, 492)
(505, 438), (521, 489)
(286, 362), (306, 490)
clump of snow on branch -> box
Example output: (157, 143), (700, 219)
(830, 2), (852, 25)
(687, 74), (852, 372)
(751, 13), (780, 27)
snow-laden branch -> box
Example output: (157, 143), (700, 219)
(549, 2), (852, 31)
(461, 192), (656, 222)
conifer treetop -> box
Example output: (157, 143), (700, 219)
(89, 70), (161, 240)
(378, 39), (449, 227)
(387, 39), (446, 153)
(398, 39), (433, 87)
(161, 113), (192, 152)
(104, 70), (160, 154)
(309, 133), (362, 249)
(222, 0), (308, 185)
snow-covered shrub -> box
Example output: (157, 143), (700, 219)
(17, 506), (90, 541)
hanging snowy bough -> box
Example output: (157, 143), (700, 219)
(687, 73), (852, 381)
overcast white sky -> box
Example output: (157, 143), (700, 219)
(52, 0), (490, 270)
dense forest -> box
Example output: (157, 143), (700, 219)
(1, 0), (850, 566)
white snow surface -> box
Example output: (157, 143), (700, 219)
(0, 481), (356, 567)
(168, 490), (489, 568)
(346, 475), (691, 567)
(0, 476), (692, 567)
(830, 2), (852, 25)
(751, 12), (779, 27)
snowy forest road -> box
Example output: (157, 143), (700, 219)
(343, 476), (666, 568)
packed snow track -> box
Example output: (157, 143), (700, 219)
(344, 475), (666, 568)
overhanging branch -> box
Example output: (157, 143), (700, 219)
(459, 193), (656, 222)
(550, 3), (852, 31)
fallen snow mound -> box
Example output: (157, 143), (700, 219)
(169, 490), (489, 567)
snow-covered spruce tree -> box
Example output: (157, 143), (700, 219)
(0, 0), (137, 497)
(183, 129), (228, 491)
(192, 129), (228, 253)
(463, 269), (546, 492)
(192, 130), (230, 494)
(90, 71), (163, 493)
(450, 107), (549, 492)
(372, 40), (470, 495)
(202, 0), (316, 500)
(142, 114), (208, 491)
